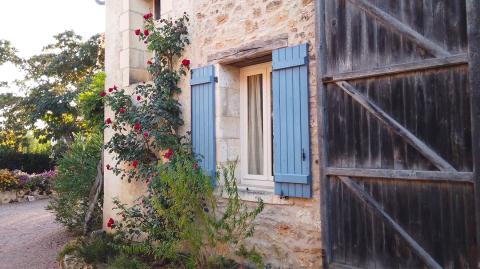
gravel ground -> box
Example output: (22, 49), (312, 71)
(0, 199), (72, 269)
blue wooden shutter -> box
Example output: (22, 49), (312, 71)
(191, 65), (216, 179)
(272, 44), (311, 198)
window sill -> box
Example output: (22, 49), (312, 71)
(232, 185), (293, 205)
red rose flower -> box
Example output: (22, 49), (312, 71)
(144, 29), (150, 36)
(181, 58), (190, 67)
(118, 107), (126, 113)
(106, 164), (111, 170)
(194, 162), (199, 169)
(136, 95), (141, 101)
(108, 87), (113, 92)
(143, 13), (153, 20)
(107, 218), (115, 229)
(105, 118), (112, 124)
(143, 131), (149, 138)
(100, 91), (107, 97)
(132, 160), (139, 168)
(113, 85), (118, 91)
(134, 122), (141, 131)
(134, 29), (141, 36)
(147, 60), (153, 65)
(164, 148), (174, 159)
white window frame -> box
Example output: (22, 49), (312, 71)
(239, 62), (273, 188)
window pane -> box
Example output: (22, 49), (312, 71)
(247, 74), (264, 175)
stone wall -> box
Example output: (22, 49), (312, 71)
(104, 0), (323, 267)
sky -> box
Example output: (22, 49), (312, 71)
(0, 0), (105, 94)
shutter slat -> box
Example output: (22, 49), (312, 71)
(273, 44), (311, 198)
(191, 65), (216, 180)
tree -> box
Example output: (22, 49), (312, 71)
(0, 40), (22, 88)
(0, 31), (104, 150)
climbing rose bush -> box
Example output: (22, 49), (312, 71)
(104, 13), (190, 182)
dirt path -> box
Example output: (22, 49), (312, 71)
(0, 199), (72, 269)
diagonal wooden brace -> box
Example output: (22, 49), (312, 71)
(347, 0), (451, 58)
(338, 176), (443, 269)
(335, 81), (456, 172)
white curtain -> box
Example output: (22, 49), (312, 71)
(247, 74), (264, 175)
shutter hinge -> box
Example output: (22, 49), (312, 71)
(214, 76), (218, 83)
(302, 148), (306, 161)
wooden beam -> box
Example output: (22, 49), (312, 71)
(338, 176), (443, 269)
(335, 81), (457, 172)
(207, 34), (288, 64)
(323, 54), (468, 83)
(347, 0), (450, 57)
(315, 0), (332, 267)
(466, 0), (480, 263)
(326, 167), (473, 183)
(83, 156), (104, 235)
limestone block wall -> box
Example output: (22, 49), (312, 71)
(104, 0), (323, 267)
(103, 0), (152, 229)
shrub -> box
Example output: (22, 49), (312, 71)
(0, 152), (53, 174)
(48, 133), (103, 232)
(107, 254), (148, 269)
(111, 158), (264, 268)
(28, 170), (56, 195)
(0, 169), (19, 191)
(77, 234), (118, 264)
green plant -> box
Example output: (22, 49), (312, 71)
(78, 234), (118, 264)
(107, 254), (148, 269)
(111, 159), (263, 268)
(58, 239), (82, 261)
(48, 133), (103, 232)
(78, 72), (106, 132)
(235, 245), (263, 268)
(0, 169), (19, 191)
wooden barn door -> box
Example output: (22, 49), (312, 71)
(315, 0), (480, 268)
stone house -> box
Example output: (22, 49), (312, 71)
(104, 0), (322, 268)
(104, 0), (480, 268)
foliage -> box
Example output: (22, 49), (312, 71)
(48, 133), (103, 232)
(235, 245), (263, 268)
(107, 254), (149, 269)
(0, 152), (53, 174)
(77, 234), (118, 264)
(104, 14), (190, 182)
(0, 31), (104, 152)
(0, 39), (22, 66)
(111, 160), (264, 268)
(27, 170), (56, 195)
(77, 72), (106, 132)
(0, 93), (28, 150)
(0, 169), (19, 191)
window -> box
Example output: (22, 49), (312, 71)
(240, 62), (273, 188)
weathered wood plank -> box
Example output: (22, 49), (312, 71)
(323, 53), (468, 82)
(466, 0), (480, 264)
(335, 81), (457, 172)
(326, 167), (473, 183)
(206, 34), (288, 64)
(346, 0), (450, 57)
(315, 0), (332, 267)
(83, 157), (104, 235)
(337, 176), (443, 269)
